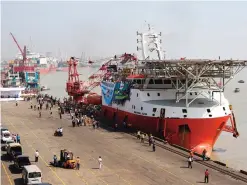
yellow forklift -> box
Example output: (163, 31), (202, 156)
(58, 149), (76, 169)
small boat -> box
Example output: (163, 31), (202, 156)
(238, 80), (245, 83)
(234, 88), (240, 93)
(41, 85), (50, 91)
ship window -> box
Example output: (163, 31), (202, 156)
(183, 115), (187, 118)
(137, 93), (138, 97)
(157, 93), (160, 96)
(153, 108), (157, 112)
(134, 105), (135, 109)
(141, 107), (143, 110)
(163, 80), (171, 84)
(190, 93), (192, 95)
(209, 114), (212, 117)
(195, 92), (198, 95)
(223, 107), (225, 111)
(147, 93), (150, 96)
(182, 109), (187, 113)
(152, 114), (155, 116)
(207, 109), (211, 113)
(148, 79), (154, 84)
(154, 79), (163, 84)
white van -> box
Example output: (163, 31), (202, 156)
(22, 165), (42, 184)
(1, 130), (12, 143)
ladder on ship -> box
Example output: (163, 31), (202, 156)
(222, 106), (239, 137)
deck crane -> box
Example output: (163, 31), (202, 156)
(66, 54), (135, 104)
(9, 32), (34, 72)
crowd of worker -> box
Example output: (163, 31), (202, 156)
(22, 93), (104, 170)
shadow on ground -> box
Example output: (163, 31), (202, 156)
(14, 178), (23, 185)
(8, 164), (22, 174)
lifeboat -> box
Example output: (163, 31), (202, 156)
(82, 93), (102, 105)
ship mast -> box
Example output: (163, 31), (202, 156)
(137, 23), (164, 60)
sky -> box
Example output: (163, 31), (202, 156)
(1, 1), (247, 61)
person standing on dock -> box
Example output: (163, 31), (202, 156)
(76, 157), (80, 170)
(53, 155), (57, 167)
(188, 156), (192, 168)
(202, 149), (207, 161)
(30, 102), (33, 109)
(39, 111), (41, 118)
(141, 133), (145, 143)
(16, 101), (18, 106)
(35, 150), (39, 162)
(98, 156), (102, 169)
(152, 141), (156, 152)
(16, 134), (20, 144)
(137, 131), (141, 140)
(204, 169), (209, 183)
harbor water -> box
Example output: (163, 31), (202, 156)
(40, 67), (247, 171)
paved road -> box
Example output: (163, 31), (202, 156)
(1, 101), (246, 185)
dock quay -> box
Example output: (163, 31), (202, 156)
(1, 100), (247, 185)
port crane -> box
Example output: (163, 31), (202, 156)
(9, 32), (35, 72)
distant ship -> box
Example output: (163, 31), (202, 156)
(15, 49), (57, 74)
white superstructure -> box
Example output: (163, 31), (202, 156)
(0, 87), (25, 101)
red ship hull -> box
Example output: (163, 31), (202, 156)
(39, 66), (56, 74)
(102, 105), (230, 157)
(57, 67), (69, 72)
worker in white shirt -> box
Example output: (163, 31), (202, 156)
(98, 156), (102, 169)
(35, 150), (39, 162)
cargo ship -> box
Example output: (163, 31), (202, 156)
(97, 25), (247, 157)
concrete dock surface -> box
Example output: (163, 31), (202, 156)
(1, 101), (246, 185)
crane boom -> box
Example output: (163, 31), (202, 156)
(10, 32), (24, 56)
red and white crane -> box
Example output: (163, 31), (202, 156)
(66, 54), (135, 104)
(9, 32), (34, 72)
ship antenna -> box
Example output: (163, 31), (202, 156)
(137, 23), (163, 60)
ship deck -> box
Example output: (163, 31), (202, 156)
(145, 98), (220, 107)
(1, 101), (246, 185)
